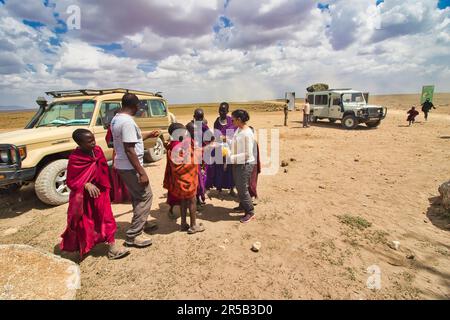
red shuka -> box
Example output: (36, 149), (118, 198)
(163, 139), (199, 200)
(60, 145), (117, 257)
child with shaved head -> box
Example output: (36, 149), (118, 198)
(60, 129), (129, 260)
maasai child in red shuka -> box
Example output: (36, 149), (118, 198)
(407, 106), (420, 126)
(60, 129), (129, 260)
(105, 127), (131, 203)
(163, 123), (205, 234)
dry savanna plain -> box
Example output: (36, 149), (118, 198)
(0, 93), (449, 299)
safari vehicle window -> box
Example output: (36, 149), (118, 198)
(342, 93), (365, 104)
(36, 100), (95, 127)
(97, 102), (121, 126)
(314, 95), (328, 106)
(307, 95), (314, 104)
(333, 98), (341, 105)
(137, 100), (167, 118)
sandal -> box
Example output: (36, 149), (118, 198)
(187, 224), (205, 234)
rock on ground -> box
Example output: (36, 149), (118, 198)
(0, 244), (80, 300)
(438, 180), (450, 210)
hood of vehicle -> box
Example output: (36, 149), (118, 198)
(0, 126), (86, 147)
(366, 104), (384, 109)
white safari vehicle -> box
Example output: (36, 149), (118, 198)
(306, 89), (387, 129)
(0, 88), (173, 206)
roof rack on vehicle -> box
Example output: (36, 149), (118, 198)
(328, 88), (353, 91)
(45, 88), (156, 98)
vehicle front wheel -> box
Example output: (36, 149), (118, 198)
(144, 137), (165, 163)
(35, 159), (70, 206)
(342, 115), (358, 130)
(366, 121), (381, 128)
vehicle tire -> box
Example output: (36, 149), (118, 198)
(366, 121), (381, 128)
(310, 116), (318, 123)
(0, 183), (22, 194)
(329, 119), (337, 123)
(342, 114), (358, 130)
(35, 159), (70, 206)
(144, 137), (165, 163)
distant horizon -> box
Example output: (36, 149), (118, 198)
(1, 91), (448, 112)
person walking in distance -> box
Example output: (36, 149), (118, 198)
(110, 93), (160, 248)
(284, 100), (289, 127)
(421, 98), (436, 121)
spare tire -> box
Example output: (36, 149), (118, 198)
(144, 137), (165, 163)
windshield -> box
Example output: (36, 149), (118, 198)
(341, 93), (365, 105)
(36, 100), (96, 127)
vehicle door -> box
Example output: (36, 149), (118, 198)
(92, 101), (121, 160)
(314, 94), (329, 118)
(329, 94), (343, 119)
(134, 99), (169, 150)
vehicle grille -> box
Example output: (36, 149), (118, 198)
(368, 109), (379, 117)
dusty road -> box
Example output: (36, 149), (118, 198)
(0, 95), (449, 299)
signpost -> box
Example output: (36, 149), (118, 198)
(285, 92), (295, 111)
(421, 85), (435, 104)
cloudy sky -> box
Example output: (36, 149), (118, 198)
(0, 0), (449, 108)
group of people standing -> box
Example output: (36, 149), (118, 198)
(283, 98), (311, 128)
(59, 94), (259, 261)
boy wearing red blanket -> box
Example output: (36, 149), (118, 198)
(60, 129), (129, 260)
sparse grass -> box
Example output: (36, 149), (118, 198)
(366, 230), (389, 244)
(346, 267), (357, 281)
(338, 214), (372, 230)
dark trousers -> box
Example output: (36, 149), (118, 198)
(303, 113), (310, 127)
(117, 169), (153, 239)
(232, 164), (255, 215)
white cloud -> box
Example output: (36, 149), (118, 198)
(0, 0), (449, 109)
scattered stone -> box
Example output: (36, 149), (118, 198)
(284, 169), (288, 174)
(438, 180), (450, 210)
(406, 254), (415, 260)
(388, 241), (400, 251)
(3, 228), (18, 236)
(251, 242), (261, 252)
(0, 244), (80, 300)
(223, 239), (229, 244)
(319, 186), (325, 190)
(218, 245), (226, 250)
(424, 219), (428, 224)
(281, 160), (289, 167)
(290, 158), (297, 162)
(354, 159), (360, 162)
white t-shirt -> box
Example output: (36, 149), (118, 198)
(303, 103), (311, 115)
(110, 113), (144, 170)
(229, 127), (256, 165)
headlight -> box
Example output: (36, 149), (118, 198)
(0, 150), (8, 163)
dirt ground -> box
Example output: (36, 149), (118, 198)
(0, 94), (449, 300)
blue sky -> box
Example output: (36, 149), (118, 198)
(0, 0), (449, 108)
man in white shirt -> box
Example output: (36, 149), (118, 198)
(110, 93), (160, 248)
(302, 98), (311, 128)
